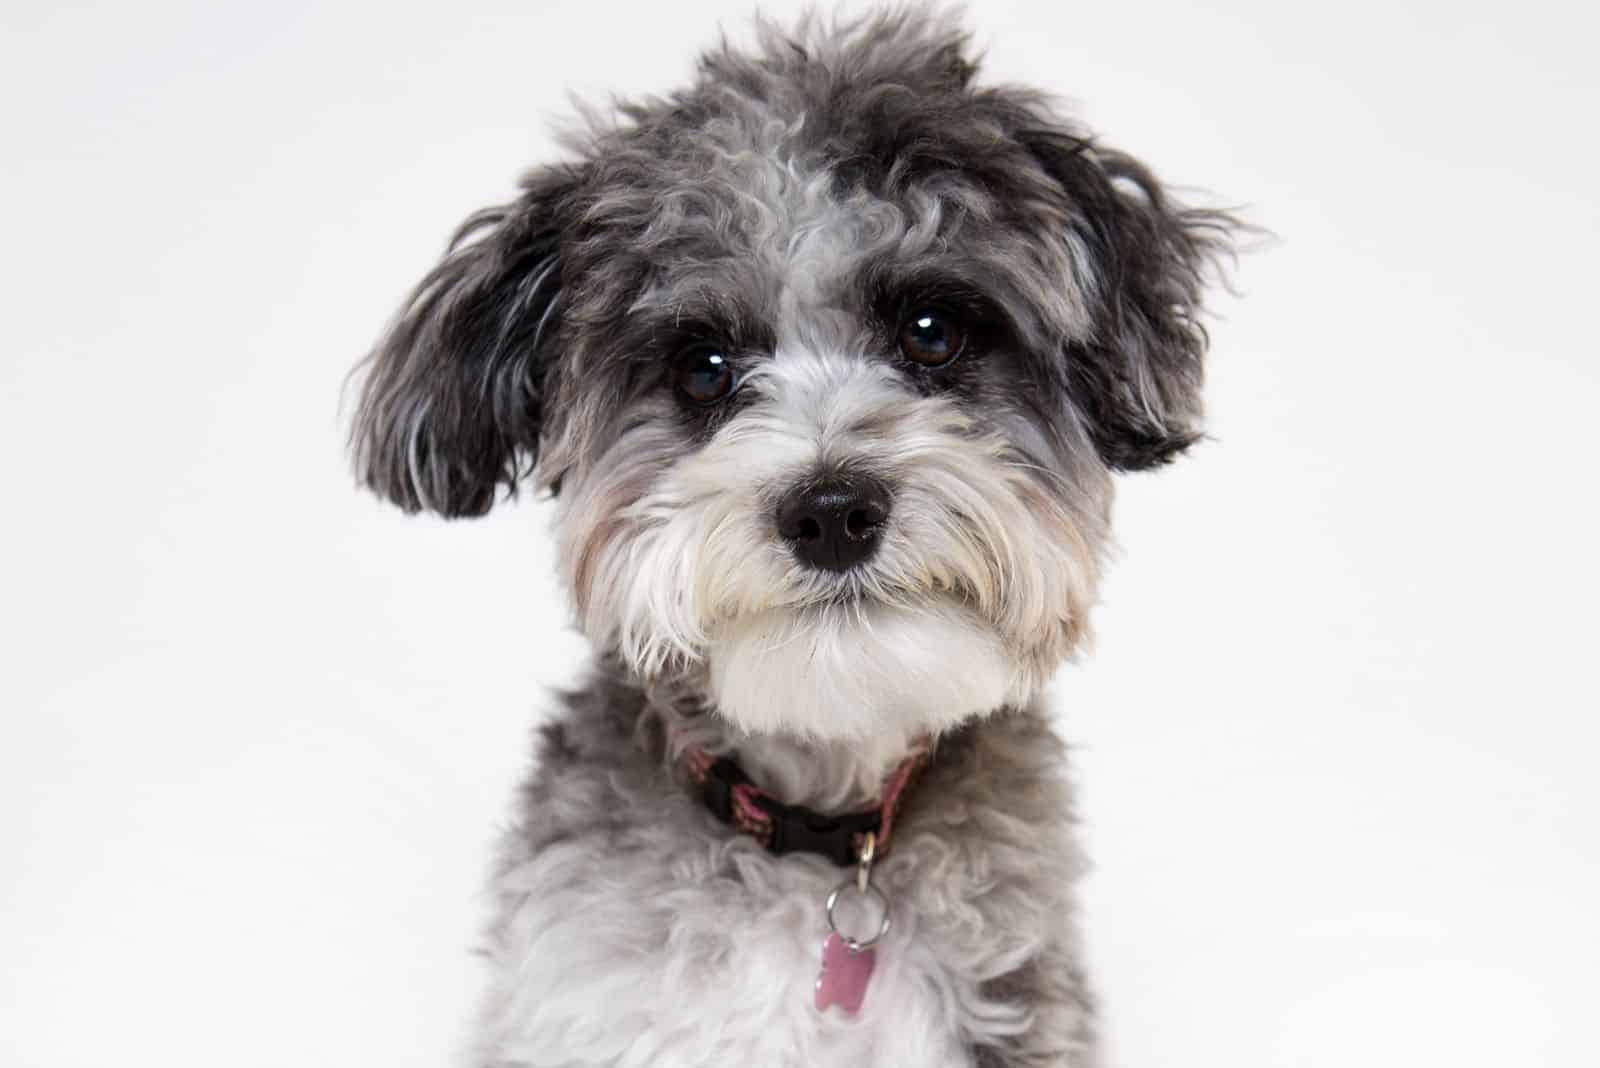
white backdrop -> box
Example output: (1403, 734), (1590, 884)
(3, 1), (1596, 1065)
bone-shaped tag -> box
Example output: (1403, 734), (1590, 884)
(814, 932), (876, 1015)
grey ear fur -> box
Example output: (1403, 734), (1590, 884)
(1020, 123), (1237, 470)
(349, 165), (581, 516)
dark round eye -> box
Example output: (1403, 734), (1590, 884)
(673, 345), (738, 404)
(897, 307), (967, 367)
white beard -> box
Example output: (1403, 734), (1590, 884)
(557, 350), (1106, 748)
(707, 599), (1022, 755)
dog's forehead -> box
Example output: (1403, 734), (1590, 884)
(580, 90), (1094, 361)
(617, 114), (955, 346)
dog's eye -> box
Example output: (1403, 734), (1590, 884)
(898, 307), (967, 367)
(673, 344), (739, 404)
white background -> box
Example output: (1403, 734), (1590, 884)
(3, 0), (1596, 1065)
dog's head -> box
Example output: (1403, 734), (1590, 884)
(351, 12), (1234, 750)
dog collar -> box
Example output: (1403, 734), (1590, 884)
(683, 743), (928, 867)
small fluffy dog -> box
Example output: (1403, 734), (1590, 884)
(351, 11), (1234, 1066)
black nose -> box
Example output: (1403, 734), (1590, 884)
(776, 477), (891, 573)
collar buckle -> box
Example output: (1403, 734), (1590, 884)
(766, 803), (881, 867)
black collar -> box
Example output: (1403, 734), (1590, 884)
(683, 746), (928, 868)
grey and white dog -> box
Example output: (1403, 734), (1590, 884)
(351, 10), (1234, 1066)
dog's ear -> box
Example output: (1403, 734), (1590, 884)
(350, 165), (582, 516)
(1019, 122), (1235, 470)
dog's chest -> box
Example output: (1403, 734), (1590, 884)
(475, 798), (978, 1067)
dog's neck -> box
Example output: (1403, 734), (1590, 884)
(647, 680), (927, 812)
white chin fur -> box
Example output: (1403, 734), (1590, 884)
(706, 599), (1022, 747)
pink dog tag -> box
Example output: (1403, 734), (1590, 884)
(814, 933), (876, 1015)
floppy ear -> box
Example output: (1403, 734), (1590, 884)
(350, 165), (582, 516)
(1021, 124), (1235, 470)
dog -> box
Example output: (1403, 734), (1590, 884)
(350, 10), (1234, 1066)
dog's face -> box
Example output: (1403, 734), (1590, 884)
(352, 14), (1231, 749)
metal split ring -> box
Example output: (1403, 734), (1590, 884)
(856, 830), (876, 894)
(824, 880), (891, 952)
